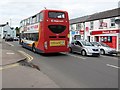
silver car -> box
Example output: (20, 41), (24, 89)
(69, 40), (100, 56)
(90, 42), (118, 55)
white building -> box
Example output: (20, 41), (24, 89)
(70, 8), (120, 51)
(0, 23), (16, 39)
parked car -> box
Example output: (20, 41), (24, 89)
(5, 37), (14, 41)
(90, 42), (118, 55)
(69, 40), (100, 56)
(13, 37), (19, 41)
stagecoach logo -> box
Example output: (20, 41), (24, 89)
(51, 20), (64, 22)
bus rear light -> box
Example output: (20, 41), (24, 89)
(44, 41), (48, 49)
(67, 41), (69, 48)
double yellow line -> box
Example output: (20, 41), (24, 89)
(0, 50), (33, 71)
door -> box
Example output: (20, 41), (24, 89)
(74, 41), (82, 53)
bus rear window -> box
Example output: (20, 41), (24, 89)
(48, 25), (66, 34)
(48, 12), (65, 19)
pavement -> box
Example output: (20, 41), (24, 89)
(1, 40), (59, 88)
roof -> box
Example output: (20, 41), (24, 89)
(70, 8), (120, 24)
(0, 24), (6, 27)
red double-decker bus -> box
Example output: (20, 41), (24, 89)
(20, 9), (69, 53)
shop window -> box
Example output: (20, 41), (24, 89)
(100, 36), (112, 43)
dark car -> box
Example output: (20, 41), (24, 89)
(13, 37), (19, 41)
(5, 37), (14, 41)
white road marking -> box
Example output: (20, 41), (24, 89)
(5, 42), (14, 46)
(6, 52), (15, 55)
(106, 64), (120, 69)
(101, 55), (118, 60)
(62, 53), (86, 59)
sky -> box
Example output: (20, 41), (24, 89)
(0, 0), (120, 27)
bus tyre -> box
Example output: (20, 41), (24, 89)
(81, 50), (86, 56)
(32, 45), (36, 53)
(100, 49), (105, 55)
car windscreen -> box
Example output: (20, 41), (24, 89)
(100, 43), (110, 47)
(92, 42), (101, 46)
(81, 41), (93, 46)
(48, 12), (65, 19)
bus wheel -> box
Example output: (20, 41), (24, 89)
(32, 44), (36, 53)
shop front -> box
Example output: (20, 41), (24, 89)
(90, 29), (120, 50)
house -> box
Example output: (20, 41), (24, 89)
(70, 8), (120, 51)
(0, 22), (16, 39)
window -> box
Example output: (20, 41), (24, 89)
(22, 33), (39, 41)
(76, 23), (81, 30)
(75, 41), (82, 46)
(32, 15), (37, 24)
(110, 18), (115, 27)
(48, 12), (65, 19)
(40, 12), (43, 22)
(37, 14), (40, 22)
(20, 21), (23, 27)
(30, 17), (32, 24)
(48, 25), (66, 34)
(99, 19), (103, 29)
(26, 18), (30, 25)
(90, 21), (94, 30)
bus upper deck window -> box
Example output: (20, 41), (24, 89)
(48, 12), (65, 19)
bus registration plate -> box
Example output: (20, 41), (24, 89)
(50, 40), (65, 46)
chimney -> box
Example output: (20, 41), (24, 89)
(6, 22), (9, 25)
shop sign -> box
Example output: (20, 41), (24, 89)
(91, 29), (120, 35)
(80, 30), (84, 35)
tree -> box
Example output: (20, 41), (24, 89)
(15, 27), (20, 36)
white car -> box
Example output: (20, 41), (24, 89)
(69, 40), (100, 56)
(90, 42), (118, 55)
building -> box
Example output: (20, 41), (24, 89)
(0, 22), (16, 39)
(70, 8), (120, 51)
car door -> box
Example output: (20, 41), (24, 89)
(74, 41), (82, 53)
(71, 41), (76, 52)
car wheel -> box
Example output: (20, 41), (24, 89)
(81, 50), (86, 56)
(100, 49), (105, 55)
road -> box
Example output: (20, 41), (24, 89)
(3, 41), (119, 88)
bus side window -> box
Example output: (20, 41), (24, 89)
(40, 12), (43, 22)
(32, 15), (37, 24)
(26, 18), (30, 25)
(30, 17), (32, 24)
(37, 14), (40, 22)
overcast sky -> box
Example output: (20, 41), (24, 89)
(0, 0), (120, 27)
